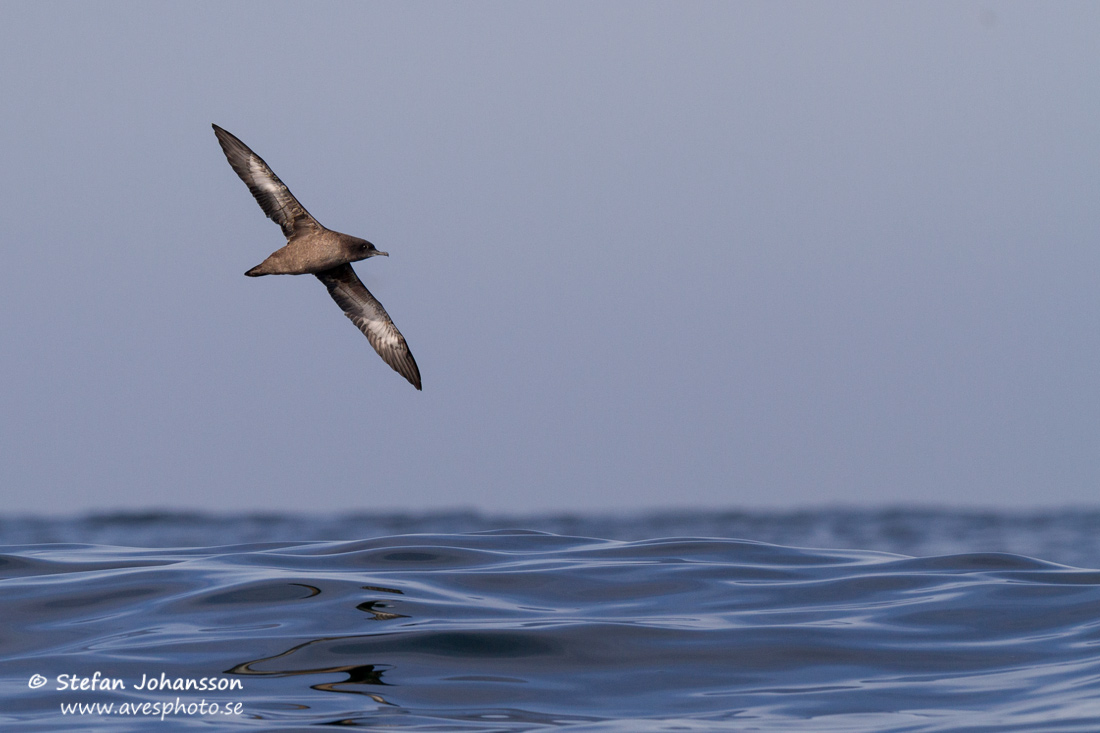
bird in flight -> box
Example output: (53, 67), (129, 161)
(212, 124), (421, 390)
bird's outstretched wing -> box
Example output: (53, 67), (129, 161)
(316, 264), (422, 390)
(212, 124), (321, 239)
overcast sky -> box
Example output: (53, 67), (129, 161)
(2, 2), (1098, 515)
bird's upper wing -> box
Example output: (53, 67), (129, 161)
(316, 264), (422, 390)
(213, 124), (321, 239)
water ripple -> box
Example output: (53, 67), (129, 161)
(2, 529), (1100, 730)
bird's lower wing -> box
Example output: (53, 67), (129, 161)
(316, 264), (422, 390)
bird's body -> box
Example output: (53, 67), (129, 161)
(212, 124), (421, 390)
(244, 230), (366, 276)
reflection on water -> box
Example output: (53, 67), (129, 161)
(229, 584), (405, 701)
(230, 639), (391, 701)
(3, 513), (1100, 731)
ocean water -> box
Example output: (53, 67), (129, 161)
(3, 509), (1100, 731)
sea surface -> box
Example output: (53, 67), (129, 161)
(3, 508), (1100, 731)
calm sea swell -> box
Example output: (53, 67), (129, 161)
(2, 510), (1100, 731)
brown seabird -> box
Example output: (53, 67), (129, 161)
(212, 124), (421, 390)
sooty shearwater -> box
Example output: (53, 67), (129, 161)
(212, 124), (421, 390)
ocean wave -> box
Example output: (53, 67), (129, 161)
(3, 529), (1100, 730)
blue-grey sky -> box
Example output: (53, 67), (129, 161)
(2, 2), (1099, 514)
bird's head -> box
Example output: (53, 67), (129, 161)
(349, 237), (389, 261)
